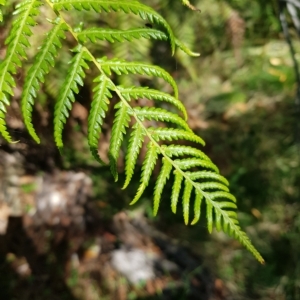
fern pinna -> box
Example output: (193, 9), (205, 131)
(0, 0), (264, 263)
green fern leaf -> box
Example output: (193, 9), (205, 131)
(175, 38), (200, 57)
(120, 87), (187, 120)
(78, 27), (168, 44)
(183, 179), (193, 225)
(0, 0), (42, 141)
(0, 103), (11, 141)
(171, 170), (183, 214)
(162, 145), (212, 162)
(198, 182), (229, 192)
(191, 190), (203, 225)
(206, 201), (213, 233)
(208, 191), (237, 203)
(109, 101), (131, 181)
(52, 0), (176, 54)
(187, 171), (229, 186)
(174, 158), (219, 173)
(77, 27), (200, 57)
(54, 45), (92, 149)
(123, 123), (145, 189)
(148, 127), (205, 145)
(21, 18), (68, 143)
(132, 107), (191, 132)
(88, 74), (114, 164)
(130, 142), (159, 205)
(97, 57), (179, 98)
(153, 157), (172, 215)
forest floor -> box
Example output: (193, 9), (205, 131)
(0, 145), (228, 300)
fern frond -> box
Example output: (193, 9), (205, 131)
(97, 57), (179, 98)
(88, 74), (114, 164)
(0, 0), (42, 141)
(123, 123), (145, 189)
(119, 86), (187, 120)
(132, 107), (191, 132)
(52, 0), (176, 54)
(109, 101), (131, 181)
(153, 158), (172, 215)
(54, 45), (92, 149)
(130, 142), (159, 205)
(0, 0), (264, 263)
(21, 18), (68, 143)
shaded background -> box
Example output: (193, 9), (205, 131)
(0, 0), (299, 299)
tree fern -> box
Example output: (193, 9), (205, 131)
(0, 0), (264, 263)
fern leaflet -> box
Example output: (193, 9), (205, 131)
(148, 127), (205, 145)
(54, 45), (92, 149)
(130, 142), (159, 205)
(183, 179), (193, 224)
(191, 190), (203, 225)
(132, 107), (191, 132)
(97, 57), (179, 98)
(22, 18), (68, 143)
(0, 0), (42, 141)
(171, 170), (183, 214)
(120, 87), (187, 120)
(153, 158), (172, 215)
(78, 27), (168, 44)
(109, 101), (131, 181)
(88, 74), (114, 164)
(123, 123), (145, 189)
(77, 26), (200, 57)
(51, 0), (176, 54)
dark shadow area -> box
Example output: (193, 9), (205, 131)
(0, 217), (79, 300)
